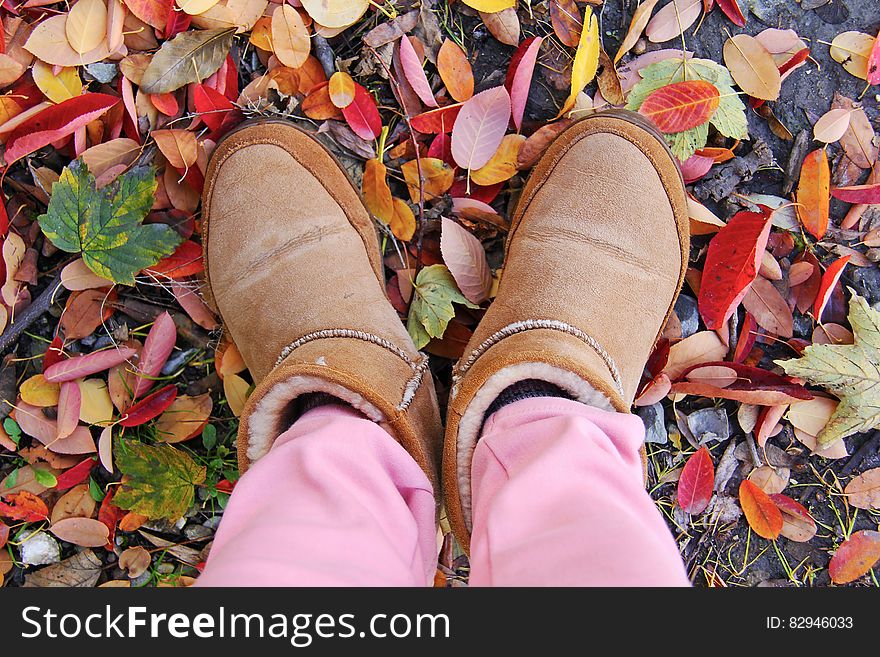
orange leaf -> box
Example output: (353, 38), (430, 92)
(796, 148), (830, 239)
(362, 158), (393, 223)
(328, 71), (356, 108)
(638, 80), (720, 134)
(829, 530), (880, 584)
(402, 157), (454, 202)
(152, 129), (198, 169)
(390, 197), (416, 242)
(739, 479), (783, 539)
(549, 0), (582, 48)
(437, 39), (474, 103)
(0, 491), (49, 522)
(302, 82), (343, 120)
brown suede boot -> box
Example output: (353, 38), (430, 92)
(202, 120), (441, 502)
(443, 111), (690, 551)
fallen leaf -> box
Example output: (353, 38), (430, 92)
(223, 373), (250, 416)
(23, 549), (102, 587)
(646, 0), (702, 44)
(638, 80), (720, 133)
(402, 157), (454, 202)
(140, 27), (235, 94)
(550, 0), (582, 48)
(362, 158), (394, 223)
(723, 34), (781, 101)
(829, 530), (880, 584)
(131, 311), (177, 398)
(119, 545), (152, 578)
(769, 493), (817, 542)
(559, 5), (599, 116)
(470, 134), (525, 186)
(66, 0), (108, 54)
(45, 347), (137, 383)
(299, 0), (369, 28)
(440, 217), (492, 305)
(120, 384), (178, 427)
(0, 491), (49, 522)
(742, 276), (793, 338)
(407, 264), (478, 349)
(451, 86), (511, 171)
(155, 393), (212, 443)
(506, 37), (543, 131)
(615, 0), (660, 64)
(399, 35), (437, 108)
(479, 8), (520, 46)
(341, 82), (382, 140)
(777, 293), (880, 446)
(813, 108), (853, 144)
(830, 31), (874, 81)
(739, 479), (783, 539)
(830, 183), (880, 204)
(438, 39), (474, 103)
(715, 0), (746, 27)
(678, 446), (714, 514)
(328, 71), (356, 109)
(844, 468), (880, 510)
(698, 210), (773, 330)
(814, 256), (850, 321)
(50, 517), (110, 547)
(664, 331), (728, 380)
(152, 129), (198, 169)
(20, 375), (61, 407)
(271, 5), (310, 69)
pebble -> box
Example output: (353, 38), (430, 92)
(686, 407), (730, 444)
(637, 402), (668, 444)
(183, 524), (214, 541)
(19, 530), (61, 566)
(674, 294), (699, 339)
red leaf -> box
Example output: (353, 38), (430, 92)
(132, 311), (177, 398)
(0, 491), (49, 522)
(739, 479), (783, 540)
(342, 83), (382, 141)
(638, 80), (721, 133)
(505, 36), (542, 131)
(164, 3), (191, 37)
(119, 384), (178, 427)
(0, 521), (8, 549)
(98, 489), (123, 550)
(715, 0), (746, 27)
(427, 132), (454, 166)
(54, 457), (96, 491)
(829, 530), (880, 584)
(868, 29), (880, 85)
(144, 240), (204, 280)
(42, 336), (65, 373)
(410, 104), (463, 134)
(149, 92), (178, 116)
(830, 183), (880, 204)
(193, 84), (239, 135)
(449, 179), (503, 204)
(778, 47), (810, 76)
(697, 210), (773, 330)
(5, 93), (121, 164)
(678, 446), (714, 514)
(732, 311), (757, 363)
(814, 255), (850, 321)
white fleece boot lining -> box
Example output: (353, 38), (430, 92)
(246, 375), (384, 463)
(456, 362), (615, 530)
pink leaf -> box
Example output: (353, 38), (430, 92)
(451, 86), (511, 170)
(15, 402), (96, 454)
(678, 154), (714, 183)
(440, 217), (492, 304)
(132, 311), (177, 398)
(44, 346), (137, 383)
(506, 36), (543, 131)
(398, 35), (437, 108)
(868, 30), (880, 85)
(170, 282), (219, 330)
(4, 93), (121, 164)
(56, 381), (82, 441)
(830, 183), (880, 204)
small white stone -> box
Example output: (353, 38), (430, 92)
(19, 530), (61, 566)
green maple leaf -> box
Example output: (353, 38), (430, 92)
(113, 437), (206, 520)
(776, 292), (880, 447)
(626, 58), (749, 160)
(38, 159), (182, 285)
(407, 264), (478, 349)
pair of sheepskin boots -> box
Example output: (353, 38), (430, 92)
(202, 112), (689, 551)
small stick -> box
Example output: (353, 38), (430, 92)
(313, 34), (336, 79)
(0, 273), (64, 354)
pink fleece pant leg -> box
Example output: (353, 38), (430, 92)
(468, 397), (689, 586)
(197, 405), (437, 586)
(198, 398), (688, 587)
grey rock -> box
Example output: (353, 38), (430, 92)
(852, 266), (880, 305)
(19, 530), (61, 566)
(687, 407), (730, 444)
(674, 294), (699, 339)
(183, 523), (214, 541)
(637, 402), (668, 444)
(85, 62), (118, 84)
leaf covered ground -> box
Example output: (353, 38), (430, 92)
(1, 0), (879, 587)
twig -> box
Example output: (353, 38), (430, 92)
(112, 297), (209, 347)
(313, 34), (336, 79)
(839, 430), (880, 478)
(0, 273), (64, 354)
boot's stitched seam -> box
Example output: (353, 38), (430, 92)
(275, 329), (430, 412)
(453, 320), (624, 396)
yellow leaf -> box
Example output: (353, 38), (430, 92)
(402, 158), (454, 203)
(223, 373), (251, 417)
(362, 158), (393, 223)
(176, 0), (222, 16)
(829, 31), (875, 81)
(390, 197), (416, 242)
(328, 71), (355, 108)
(78, 378), (114, 425)
(614, 0), (660, 64)
(271, 4), (311, 68)
(249, 16), (273, 51)
(32, 60), (83, 104)
(20, 374), (61, 408)
(558, 6), (599, 118)
(460, 0), (516, 12)
(66, 0), (108, 54)
(299, 0), (369, 28)
(471, 134), (526, 186)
